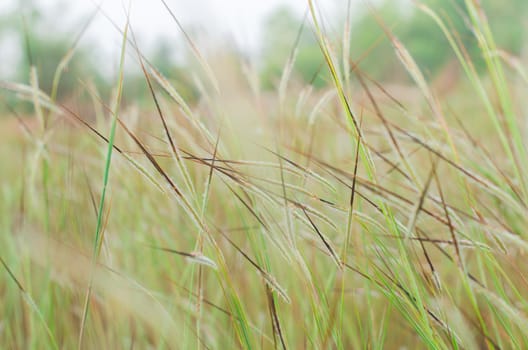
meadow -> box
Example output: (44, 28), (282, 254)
(1, 1), (528, 349)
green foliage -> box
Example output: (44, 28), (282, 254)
(3, 4), (105, 99)
(23, 33), (101, 96)
(481, 0), (528, 53)
(375, 0), (527, 78)
(123, 40), (199, 104)
(148, 40), (200, 104)
(260, 7), (330, 89)
(348, 3), (404, 80)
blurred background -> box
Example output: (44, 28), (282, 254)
(1, 0), (527, 108)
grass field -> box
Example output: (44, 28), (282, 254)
(2, 1), (528, 349)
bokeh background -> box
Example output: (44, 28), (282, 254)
(1, 0), (526, 108)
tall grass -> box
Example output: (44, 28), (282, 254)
(1, 1), (528, 349)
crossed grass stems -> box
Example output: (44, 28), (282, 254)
(2, 0), (528, 349)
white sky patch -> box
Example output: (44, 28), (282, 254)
(10, 0), (313, 55)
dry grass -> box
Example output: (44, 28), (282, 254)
(1, 1), (528, 349)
